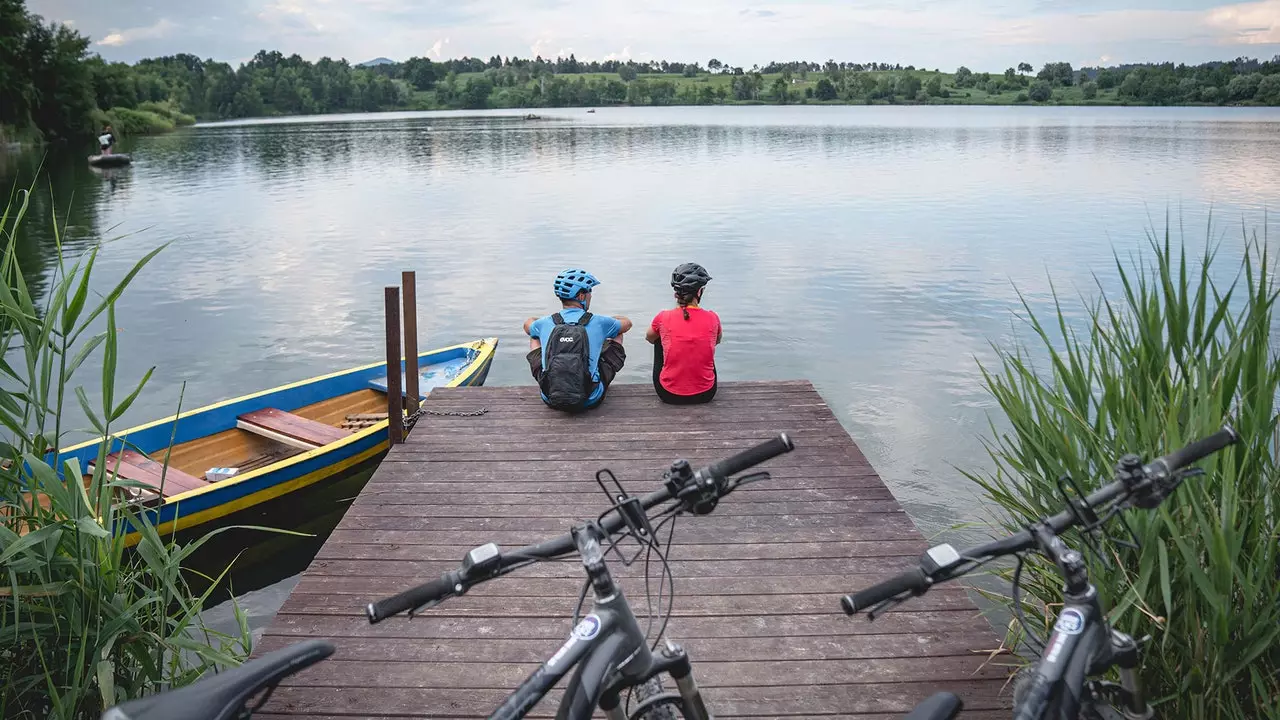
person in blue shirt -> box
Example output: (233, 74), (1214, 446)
(524, 269), (633, 409)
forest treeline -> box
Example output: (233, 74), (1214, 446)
(3, 0), (1278, 143)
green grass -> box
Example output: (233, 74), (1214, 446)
(136, 101), (197, 127)
(104, 107), (175, 135)
(1, 181), (252, 718)
(963, 218), (1280, 718)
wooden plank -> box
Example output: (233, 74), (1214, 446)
(384, 286), (403, 445)
(255, 631), (1000, 663)
(265, 611), (998, 641)
(256, 382), (1010, 717)
(91, 450), (207, 497)
(402, 271), (420, 415)
(237, 408), (351, 447)
(310, 539), (925, 561)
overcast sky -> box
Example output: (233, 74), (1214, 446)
(27, 0), (1280, 71)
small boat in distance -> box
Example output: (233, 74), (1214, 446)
(587, 109), (596, 113)
(51, 337), (497, 546)
(88, 153), (132, 167)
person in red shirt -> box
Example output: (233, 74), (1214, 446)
(646, 263), (721, 404)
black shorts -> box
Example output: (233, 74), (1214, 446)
(526, 340), (627, 395)
(652, 341), (717, 405)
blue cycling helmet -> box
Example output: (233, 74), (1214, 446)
(553, 268), (601, 299)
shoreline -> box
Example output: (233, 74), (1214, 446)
(189, 102), (1280, 128)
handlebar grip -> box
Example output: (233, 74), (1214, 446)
(1152, 425), (1239, 473)
(366, 572), (459, 624)
(841, 567), (929, 615)
(705, 433), (795, 480)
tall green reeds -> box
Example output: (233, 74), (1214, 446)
(967, 218), (1280, 718)
(0, 184), (249, 718)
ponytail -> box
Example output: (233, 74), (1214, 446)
(675, 288), (701, 320)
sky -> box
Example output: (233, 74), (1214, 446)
(28, 0), (1280, 71)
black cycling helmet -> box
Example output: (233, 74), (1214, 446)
(671, 263), (712, 293)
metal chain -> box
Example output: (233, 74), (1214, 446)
(404, 405), (488, 431)
(426, 407), (488, 417)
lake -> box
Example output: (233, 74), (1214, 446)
(4, 104), (1279, 641)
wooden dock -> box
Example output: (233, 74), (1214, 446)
(256, 380), (1011, 718)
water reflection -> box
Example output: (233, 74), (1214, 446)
(3, 105), (1278, 630)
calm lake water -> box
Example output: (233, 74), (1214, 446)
(5, 105), (1279, 641)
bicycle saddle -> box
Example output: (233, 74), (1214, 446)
(903, 691), (963, 720)
(101, 639), (335, 720)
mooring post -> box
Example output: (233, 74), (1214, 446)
(402, 271), (420, 416)
(384, 285), (404, 445)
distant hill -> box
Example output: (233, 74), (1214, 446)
(357, 57), (395, 67)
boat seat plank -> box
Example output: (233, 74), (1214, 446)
(237, 408), (352, 449)
(92, 450), (208, 498)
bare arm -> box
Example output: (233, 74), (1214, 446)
(523, 317), (537, 335)
(614, 315), (633, 335)
(646, 327), (659, 343)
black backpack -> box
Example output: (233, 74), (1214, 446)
(539, 312), (596, 411)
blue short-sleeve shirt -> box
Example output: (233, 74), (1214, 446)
(527, 307), (622, 406)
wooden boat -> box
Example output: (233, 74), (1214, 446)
(88, 153), (132, 167)
(51, 337), (497, 546)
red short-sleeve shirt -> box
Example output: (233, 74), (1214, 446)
(651, 307), (720, 395)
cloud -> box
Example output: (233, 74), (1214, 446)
(95, 18), (177, 47)
(32, 0), (1280, 69)
(1206, 0), (1280, 43)
(603, 46), (633, 61)
(257, 0), (329, 34)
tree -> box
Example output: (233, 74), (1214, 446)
(895, 74), (921, 99)
(618, 64), (637, 82)
(1018, 62), (1033, 75)
(1226, 73), (1262, 102)
(954, 66), (973, 88)
(1028, 79), (1053, 102)
(1037, 62), (1074, 87)
(707, 58), (722, 73)
(771, 76), (789, 103)
(402, 57), (438, 90)
(1082, 81), (1098, 100)
(1258, 74), (1280, 105)
(814, 77), (837, 100)
(462, 76), (494, 108)
(22, 18), (97, 139)
(925, 74), (943, 97)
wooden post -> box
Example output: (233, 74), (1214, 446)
(384, 286), (404, 446)
(402, 271), (420, 416)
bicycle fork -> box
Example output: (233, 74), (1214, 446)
(599, 640), (712, 720)
(1107, 630), (1152, 720)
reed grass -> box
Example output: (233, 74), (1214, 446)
(0, 182), (251, 718)
(965, 217), (1280, 718)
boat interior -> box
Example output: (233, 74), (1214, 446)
(57, 346), (487, 508)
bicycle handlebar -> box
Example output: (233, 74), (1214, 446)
(841, 567), (928, 614)
(1150, 425), (1238, 475)
(367, 433), (795, 623)
(841, 425), (1238, 615)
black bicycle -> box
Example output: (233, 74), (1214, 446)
(840, 425), (1239, 720)
(365, 433), (795, 720)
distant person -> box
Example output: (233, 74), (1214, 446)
(98, 124), (115, 155)
(524, 269), (632, 411)
(646, 263), (720, 404)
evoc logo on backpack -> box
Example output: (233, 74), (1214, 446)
(540, 312), (596, 411)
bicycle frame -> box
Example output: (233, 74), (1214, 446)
(1016, 526), (1152, 720)
(486, 525), (713, 720)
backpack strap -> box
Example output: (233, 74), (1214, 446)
(577, 312), (593, 326)
(551, 313), (565, 325)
